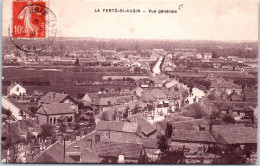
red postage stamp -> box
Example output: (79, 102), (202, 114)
(12, 0), (46, 38)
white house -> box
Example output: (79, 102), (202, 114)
(7, 82), (26, 96)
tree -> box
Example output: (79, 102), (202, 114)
(210, 110), (220, 119)
(157, 135), (170, 153)
(8, 144), (22, 163)
(222, 115), (235, 124)
(165, 122), (173, 139)
(112, 110), (117, 120)
(132, 104), (140, 115)
(40, 123), (56, 140)
(158, 151), (184, 164)
(59, 123), (66, 133)
(29, 106), (38, 115)
(100, 111), (109, 121)
(74, 58), (80, 66)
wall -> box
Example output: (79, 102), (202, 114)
(9, 84), (26, 96)
(170, 141), (213, 153)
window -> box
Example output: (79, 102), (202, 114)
(53, 117), (56, 124)
(16, 87), (19, 92)
(49, 118), (52, 124)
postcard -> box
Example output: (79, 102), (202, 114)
(1, 0), (258, 164)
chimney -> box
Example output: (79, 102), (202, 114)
(53, 92), (56, 102)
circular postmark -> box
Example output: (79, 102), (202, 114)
(9, 3), (57, 52)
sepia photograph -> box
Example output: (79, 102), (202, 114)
(1, 0), (258, 164)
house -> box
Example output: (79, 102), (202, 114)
(212, 62), (222, 69)
(35, 103), (77, 125)
(221, 63), (234, 71)
(82, 93), (92, 103)
(38, 92), (78, 106)
(96, 121), (143, 144)
(212, 81), (241, 95)
(140, 62), (150, 70)
(7, 82), (26, 96)
(171, 129), (216, 153)
(203, 53), (212, 59)
(140, 92), (156, 103)
(196, 53), (203, 59)
(151, 89), (167, 100)
(32, 142), (74, 163)
(65, 130), (108, 163)
(241, 89), (257, 102)
(127, 114), (157, 137)
(2, 96), (31, 120)
(156, 118), (208, 135)
(227, 91), (243, 101)
(132, 87), (143, 97)
(233, 106), (254, 120)
(141, 138), (160, 162)
(211, 125), (257, 149)
(95, 142), (145, 163)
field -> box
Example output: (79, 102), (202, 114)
(2, 66), (146, 97)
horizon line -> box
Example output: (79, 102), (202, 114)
(2, 36), (258, 43)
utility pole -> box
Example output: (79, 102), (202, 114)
(63, 136), (65, 163)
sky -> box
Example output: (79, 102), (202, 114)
(2, 0), (259, 41)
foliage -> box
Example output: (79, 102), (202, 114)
(100, 111), (109, 121)
(147, 103), (155, 112)
(74, 58), (80, 66)
(2, 108), (12, 118)
(40, 123), (56, 140)
(8, 144), (22, 163)
(59, 123), (66, 133)
(134, 67), (141, 73)
(29, 106), (38, 114)
(212, 154), (246, 164)
(74, 112), (81, 130)
(132, 104), (140, 115)
(158, 151), (184, 164)
(179, 103), (207, 119)
(210, 110), (220, 119)
(222, 115), (235, 124)
(112, 110), (117, 120)
(157, 135), (170, 153)
(165, 122), (173, 139)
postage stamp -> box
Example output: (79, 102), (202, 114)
(12, 1), (46, 38)
(9, 0), (57, 52)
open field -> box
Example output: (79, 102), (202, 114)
(2, 67), (145, 97)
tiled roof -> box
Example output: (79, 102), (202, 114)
(96, 121), (142, 135)
(65, 131), (107, 163)
(37, 103), (76, 115)
(33, 142), (74, 163)
(127, 114), (157, 136)
(95, 142), (143, 159)
(212, 125), (257, 144)
(141, 138), (158, 149)
(140, 91), (156, 102)
(38, 92), (69, 104)
(172, 129), (216, 143)
(151, 89), (167, 99)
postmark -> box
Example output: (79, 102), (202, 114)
(9, 0), (57, 52)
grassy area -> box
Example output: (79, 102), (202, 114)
(2, 67), (140, 97)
